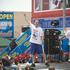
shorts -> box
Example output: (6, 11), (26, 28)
(30, 43), (43, 55)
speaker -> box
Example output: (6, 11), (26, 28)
(44, 29), (60, 54)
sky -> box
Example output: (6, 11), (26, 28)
(0, 0), (32, 12)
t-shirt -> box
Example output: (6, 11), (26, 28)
(30, 24), (44, 45)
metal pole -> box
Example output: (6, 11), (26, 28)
(63, 0), (66, 34)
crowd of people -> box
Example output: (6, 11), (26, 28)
(0, 55), (33, 70)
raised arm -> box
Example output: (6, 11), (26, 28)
(24, 14), (32, 24)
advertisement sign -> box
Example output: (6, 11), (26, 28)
(0, 12), (14, 38)
(37, 16), (70, 29)
(0, 29), (31, 57)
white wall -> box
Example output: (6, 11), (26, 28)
(0, 0), (32, 12)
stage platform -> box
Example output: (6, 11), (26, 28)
(31, 62), (70, 70)
(7, 62), (70, 70)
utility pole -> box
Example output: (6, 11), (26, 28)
(63, 0), (66, 34)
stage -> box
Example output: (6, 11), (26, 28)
(30, 62), (70, 70)
(2, 62), (70, 70)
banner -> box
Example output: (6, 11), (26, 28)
(0, 29), (31, 57)
(0, 12), (14, 38)
(9, 35), (30, 57)
(34, 16), (70, 29)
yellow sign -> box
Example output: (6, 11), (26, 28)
(0, 14), (14, 20)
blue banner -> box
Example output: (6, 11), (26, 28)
(0, 29), (31, 57)
(16, 29), (31, 46)
(10, 36), (30, 56)
(39, 16), (70, 29)
(0, 12), (14, 38)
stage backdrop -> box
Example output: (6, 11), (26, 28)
(0, 12), (14, 38)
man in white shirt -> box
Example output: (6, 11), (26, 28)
(30, 20), (43, 45)
(24, 14), (49, 67)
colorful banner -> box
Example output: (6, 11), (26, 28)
(10, 36), (30, 57)
(16, 29), (31, 46)
(37, 16), (70, 29)
(0, 29), (31, 57)
(0, 12), (14, 38)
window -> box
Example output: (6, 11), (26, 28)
(34, 0), (42, 11)
(34, 0), (70, 12)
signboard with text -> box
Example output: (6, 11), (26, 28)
(0, 12), (14, 38)
(33, 16), (70, 29)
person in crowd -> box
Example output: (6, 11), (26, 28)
(0, 60), (3, 70)
(2, 55), (11, 70)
